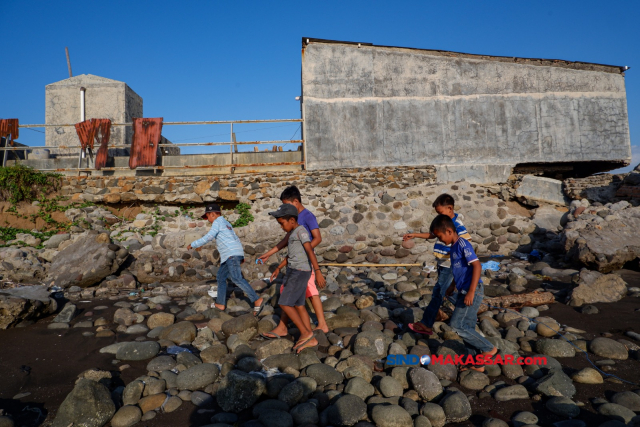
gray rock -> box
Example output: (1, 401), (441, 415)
(305, 363), (343, 386)
(159, 321), (196, 345)
(110, 405), (142, 427)
(47, 234), (123, 288)
(371, 404), (413, 427)
(483, 418), (509, 427)
(53, 302), (77, 323)
(353, 330), (392, 359)
(217, 370), (266, 413)
(176, 363), (220, 390)
(536, 339), (576, 358)
(0, 285), (57, 329)
(278, 381), (304, 407)
(532, 369), (576, 398)
(259, 409), (294, 427)
(122, 380), (144, 405)
(440, 391), (472, 423)
(589, 337), (628, 360)
(115, 341), (160, 361)
(379, 376), (404, 397)
(414, 415), (434, 427)
(459, 370), (490, 390)
(546, 396), (580, 418)
(51, 379), (115, 427)
(291, 402), (319, 426)
(494, 385), (529, 401)
(610, 391), (640, 411)
(191, 391), (214, 406)
(568, 270), (627, 306)
(146, 355), (176, 372)
(597, 403), (637, 424)
(420, 402), (446, 427)
(409, 368), (443, 401)
(255, 338), (294, 359)
(44, 233), (70, 249)
(325, 394), (367, 426)
(344, 376), (375, 400)
(221, 314), (259, 341)
(512, 411), (538, 427)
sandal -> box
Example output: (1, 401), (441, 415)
(253, 298), (267, 317)
(260, 331), (288, 339)
(408, 323), (433, 336)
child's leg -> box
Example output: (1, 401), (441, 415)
(281, 305), (318, 352)
(310, 296), (328, 332)
(414, 266), (453, 331)
(215, 260), (230, 309)
(227, 256), (262, 306)
(449, 284), (496, 367)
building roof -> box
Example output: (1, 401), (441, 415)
(46, 74), (125, 87)
(302, 37), (627, 75)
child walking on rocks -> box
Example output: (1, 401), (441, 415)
(263, 203), (326, 353)
(429, 214), (497, 371)
(257, 186), (329, 334)
(403, 193), (472, 335)
(187, 204), (265, 315)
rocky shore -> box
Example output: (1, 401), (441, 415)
(1, 164), (639, 427)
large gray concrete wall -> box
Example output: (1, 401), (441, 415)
(302, 41), (632, 180)
(45, 74), (141, 157)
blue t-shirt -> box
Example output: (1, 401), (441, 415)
(450, 237), (482, 292)
(297, 208), (319, 237)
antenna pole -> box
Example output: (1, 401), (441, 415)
(65, 47), (73, 78)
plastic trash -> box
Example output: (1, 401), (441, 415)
(320, 295), (328, 302)
(207, 288), (218, 298)
(255, 259), (264, 265)
(481, 260), (501, 272)
(167, 346), (191, 355)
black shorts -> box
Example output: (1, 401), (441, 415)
(278, 268), (312, 307)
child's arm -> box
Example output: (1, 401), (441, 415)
(270, 258), (288, 282)
(303, 241), (326, 288)
(403, 232), (435, 241)
(187, 222), (218, 250)
(445, 281), (456, 297)
(258, 232), (291, 263)
(309, 228), (322, 249)
(464, 261), (482, 306)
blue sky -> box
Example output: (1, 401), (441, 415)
(1, 1), (638, 171)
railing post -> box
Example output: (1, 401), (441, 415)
(230, 123), (234, 174)
(1, 134), (9, 167)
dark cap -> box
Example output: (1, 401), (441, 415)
(201, 203), (221, 219)
(268, 204), (298, 218)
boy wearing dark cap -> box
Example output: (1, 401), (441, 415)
(187, 204), (265, 315)
(264, 204), (326, 353)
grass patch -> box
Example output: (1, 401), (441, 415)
(0, 165), (62, 204)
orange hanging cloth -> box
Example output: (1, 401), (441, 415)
(75, 119), (112, 170)
(0, 119), (19, 145)
(130, 117), (163, 169)
(93, 119), (111, 171)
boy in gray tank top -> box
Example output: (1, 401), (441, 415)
(265, 204), (326, 353)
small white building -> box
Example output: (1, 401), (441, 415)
(45, 74), (142, 157)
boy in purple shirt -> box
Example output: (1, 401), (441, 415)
(257, 186), (329, 335)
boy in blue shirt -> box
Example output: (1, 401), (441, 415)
(429, 214), (497, 372)
(187, 204), (265, 315)
(403, 194), (472, 336)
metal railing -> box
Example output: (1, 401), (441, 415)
(1, 118), (305, 173)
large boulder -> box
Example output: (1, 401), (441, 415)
(0, 285), (57, 329)
(159, 321), (197, 344)
(51, 379), (116, 427)
(563, 206), (640, 272)
(568, 270), (627, 306)
(46, 234), (125, 288)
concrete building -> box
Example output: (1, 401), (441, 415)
(45, 74), (142, 157)
(301, 38), (632, 182)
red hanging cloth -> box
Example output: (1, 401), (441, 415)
(0, 119), (19, 145)
(93, 119), (111, 171)
(75, 119), (96, 151)
(130, 117), (163, 169)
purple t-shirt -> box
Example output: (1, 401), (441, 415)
(297, 208), (319, 236)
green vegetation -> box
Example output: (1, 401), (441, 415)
(0, 165), (61, 204)
(0, 226), (57, 248)
(232, 203), (254, 228)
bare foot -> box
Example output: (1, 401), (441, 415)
(269, 324), (288, 338)
(295, 336), (318, 353)
(313, 323), (329, 334)
(253, 297), (263, 307)
(482, 347), (498, 357)
(214, 303), (226, 311)
(409, 323), (433, 334)
(460, 365), (485, 373)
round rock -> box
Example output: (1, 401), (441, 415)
(110, 405), (142, 427)
(176, 363), (220, 391)
(371, 404), (413, 427)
